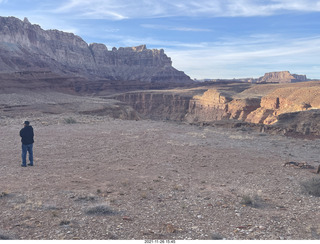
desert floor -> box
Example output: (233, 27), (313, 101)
(1, 111), (320, 240)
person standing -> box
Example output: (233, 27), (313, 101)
(20, 121), (34, 167)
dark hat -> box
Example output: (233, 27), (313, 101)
(24, 121), (30, 125)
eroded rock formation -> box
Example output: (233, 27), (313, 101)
(0, 16), (191, 83)
(186, 89), (262, 123)
(115, 81), (320, 136)
(247, 85), (320, 124)
(186, 89), (231, 122)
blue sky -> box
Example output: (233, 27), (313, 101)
(1, 0), (320, 79)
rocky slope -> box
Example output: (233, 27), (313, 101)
(0, 16), (191, 83)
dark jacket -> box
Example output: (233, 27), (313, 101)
(20, 126), (34, 145)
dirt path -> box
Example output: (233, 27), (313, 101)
(0, 114), (320, 240)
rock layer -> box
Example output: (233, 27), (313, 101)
(186, 89), (261, 123)
(115, 81), (320, 135)
(0, 16), (191, 83)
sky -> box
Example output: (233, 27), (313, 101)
(0, 0), (320, 79)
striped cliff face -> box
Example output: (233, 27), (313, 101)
(0, 16), (191, 83)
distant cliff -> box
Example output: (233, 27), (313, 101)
(0, 16), (191, 83)
(258, 71), (307, 83)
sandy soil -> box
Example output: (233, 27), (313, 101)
(1, 111), (320, 240)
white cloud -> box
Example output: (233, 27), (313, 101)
(2, 0), (319, 79)
(53, 0), (159, 19)
(141, 24), (211, 32)
(52, 0), (320, 19)
(166, 35), (320, 79)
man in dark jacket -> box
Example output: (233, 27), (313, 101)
(20, 121), (34, 167)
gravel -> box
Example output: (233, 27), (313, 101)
(0, 112), (320, 240)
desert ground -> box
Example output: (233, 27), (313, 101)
(0, 91), (320, 240)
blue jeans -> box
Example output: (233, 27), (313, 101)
(22, 144), (33, 166)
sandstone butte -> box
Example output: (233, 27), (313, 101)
(257, 71), (307, 83)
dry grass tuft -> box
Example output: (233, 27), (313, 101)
(240, 194), (264, 208)
(85, 204), (116, 216)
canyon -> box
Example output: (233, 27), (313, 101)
(1, 16), (320, 138)
(115, 81), (320, 137)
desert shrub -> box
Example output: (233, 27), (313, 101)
(300, 177), (320, 197)
(59, 220), (71, 226)
(75, 195), (96, 202)
(0, 232), (12, 240)
(85, 204), (115, 215)
(64, 117), (77, 124)
(211, 232), (224, 240)
(241, 195), (253, 205)
(0, 191), (9, 198)
(240, 194), (264, 208)
(140, 192), (147, 199)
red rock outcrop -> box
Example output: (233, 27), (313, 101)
(185, 89), (261, 123)
(186, 89), (231, 122)
(247, 85), (320, 124)
(186, 82), (320, 126)
(115, 82), (320, 134)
